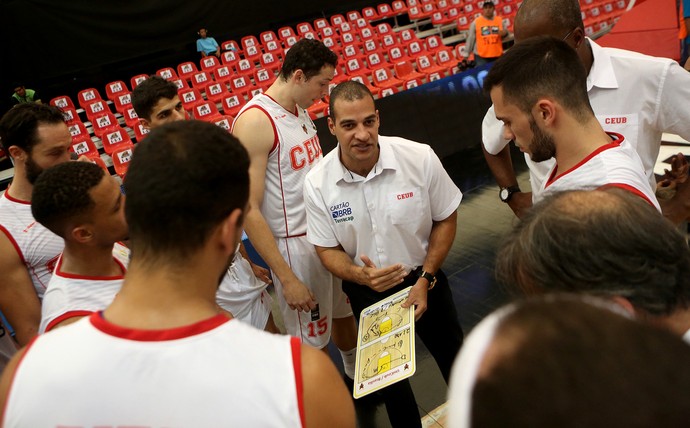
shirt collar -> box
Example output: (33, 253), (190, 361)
(586, 38), (619, 91)
(336, 135), (398, 183)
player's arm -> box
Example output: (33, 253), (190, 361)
(238, 242), (271, 284)
(481, 108), (532, 217)
(301, 344), (355, 428)
(401, 211), (457, 320)
(315, 245), (406, 292)
(233, 109), (316, 312)
(0, 233), (41, 346)
(0, 346), (28, 420)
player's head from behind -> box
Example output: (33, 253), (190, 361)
(0, 103), (71, 184)
(31, 161), (128, 247)
(132, 76), (186, 130)
(279, 38), (338, 108)
(483, 36), (592, 162)
(451, 295), (690, 428)
(328, 81), (380, 177)
(495, 188), (690, 320)
(514, 0), (585, 48)
(124, 120), (249, 268)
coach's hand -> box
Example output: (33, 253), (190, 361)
(358, 255), (407, 292)
(401, 280), (428, 321)
(282, 278), (317, 312)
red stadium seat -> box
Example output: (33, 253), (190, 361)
(192, 101), (222, 122)
(344, 58), (372, 79)
(133, 123), (150, 142)
(381, 33), (400, 50)
(362, 7), (379, 21)
(204, 82), (229, 104)
(378, 3), (396, 18)
(387, 46), (411, 63)
(83, 99), (111, 122)
(415, 54), (449, 81)
(213, 65), (234, 84)
(366, 52), (386, 69)
(405, 40), (427, 59)
(424, 35), (444, 53)
(220, 94), (247, 117)
(241, 35), (260, 51)
(260, 30), (279, 45)
(101, 127), (133, 155)
(253, 68), (276, 90)
(379, 86), (398, 98)
(68, 122), (89, 142)
(91, 112), (120, 139)
(170, 78), (189, 91)
(156, 67), (178, 80)
(130, 74), (149, 89)
(70, 137), (99, 159)
(259, 52), (281, 74)
(77, 88), (103, 109)
(50, 95), (75, 110)
(278, 26), (297, 42)
(111, 146), (135, 179)
(190, 71), (213, 90)
(243, 44), (262, 63)
(230, 75), (254, 98)
(200, 55), (221, 73)
(371, 67), (404, 90)
(330, 14), (346, 27)
(178, 87), (204, 111)
(348, 75), (382, 98)
(122, 107), (140, 128)
(296, 22), (315, 35)
(393, 60), (426, 82)
(221, 50), (240, 67)
(391, 1), (408, 14)
(314, 18), (330, 30)
(235, 59), (254, 77)
(104, 81), (129, 101)
(177, 62), (199, 81)
(212, 115), (234, 131)
(112, 92), (133, 114)
(399, 29), (419, 43)
(263, 40), (283, 55)
(346, 10), (362, 22)
(60, 107), (80, 125)
(221, 39), (241, 52)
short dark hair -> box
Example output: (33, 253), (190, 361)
(31, 161), (105, 238)
(471, 297), (690, 427)
(495, 189), (690, 316)
(279, 38), (338, 82)
(0, 103), (66, 154)
(482, 1), (495, 8)
(132, 76), (179, 120)
(515, 0), (584, 38)
(328, 80), (376, 120)
(124, 120), (249, 264)
(483, 36), (592, 123)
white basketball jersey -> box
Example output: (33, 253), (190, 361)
(39, 243), (130, 333)
(537, 135), (660, 211)
(0, 190), (64, 299)
(234, 94), (323, 237)
(4, 314), (304, 428)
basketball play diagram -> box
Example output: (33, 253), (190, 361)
(354, 287), (416, 398)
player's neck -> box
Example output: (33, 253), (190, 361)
(60, 242), (123, 278)
(265, 80), (298, 114)
(6, 167), (33, 202)
(554, 116), (611, 173)
(650, 309), (690, 339)
(103, 257), (222, 329)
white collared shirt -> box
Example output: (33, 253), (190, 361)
(304, 135), (462, 270)
(483, 39), (690, 197)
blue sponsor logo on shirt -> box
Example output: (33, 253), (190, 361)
(330, 202), (354, 223)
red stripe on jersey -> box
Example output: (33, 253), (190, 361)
(90, 312), (231, 341)
(1, 335), (38, 422)
(599, 183), (657, 208)
(45, 310), (93, 332)
(2, 188), (30, 205)
(55, 254), (126, 280)
(546, 141), (621, 188)
(0, 224), (27, 265)
(277, 140), (291, 237)
(290, 336), (306, 428)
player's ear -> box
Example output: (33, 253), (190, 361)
(327, 117), (336, 135)
(7, 146), (26, 161)
(71, 225), (93, 244)
(533, 99), (556, 127)
(139, 118), (151, 131)
(219, 208), (244, 257)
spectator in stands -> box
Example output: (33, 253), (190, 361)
(484, 36), (659, 209)
(495, 188), (690, 343)
(447, 295), (690, 428)
(31, 161), (129, 334)
(0, 120), (355, 428)
(463, 1), (509, 66)
(196, 27), (220, 58)
(0, 104), (72, 368)
(10, 83), (41, 105)
(481, 0), (690, 223)
(132, 76), (186, 131)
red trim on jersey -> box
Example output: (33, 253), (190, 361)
(599, 183), (657, 208)
(290, 336), (306, 428)
(0, 224), (27, 265)
(264, 93), (299, 117)
(1, 335), (38, 422)
(545, 141), (621, 188)
(285, 233), (307, 238)
(3, 188), (30, 205)
(241, 104), (280, 154)
(277, 137), (292, 237)
(45, 310), (93, 332)
(54, 253), (126, 280)
(90, 312), (231, 341)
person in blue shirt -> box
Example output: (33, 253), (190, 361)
(196, 28), (220, 58)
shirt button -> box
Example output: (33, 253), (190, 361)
(372, 225), (377, 232)
(377, 248), (383, 253)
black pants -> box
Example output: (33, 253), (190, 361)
(343, 269), (464, 427)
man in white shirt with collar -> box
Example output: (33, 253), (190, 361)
(482, 0), (690, 222)
(304, 80), (464, 428)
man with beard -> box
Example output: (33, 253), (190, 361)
(484, 37), (659, 210)
(0, 104), (72, 363)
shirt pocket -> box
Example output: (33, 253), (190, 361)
(386, 187), (423, 224)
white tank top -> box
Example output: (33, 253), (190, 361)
(234, 94), (323, 237)
(4, 314), (304, 428)
(39, 243), (130, 333)
(0, 190), (64, 299)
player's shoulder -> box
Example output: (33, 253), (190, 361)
(604, 45), (675, 72)
(382, 135), (434, 157)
